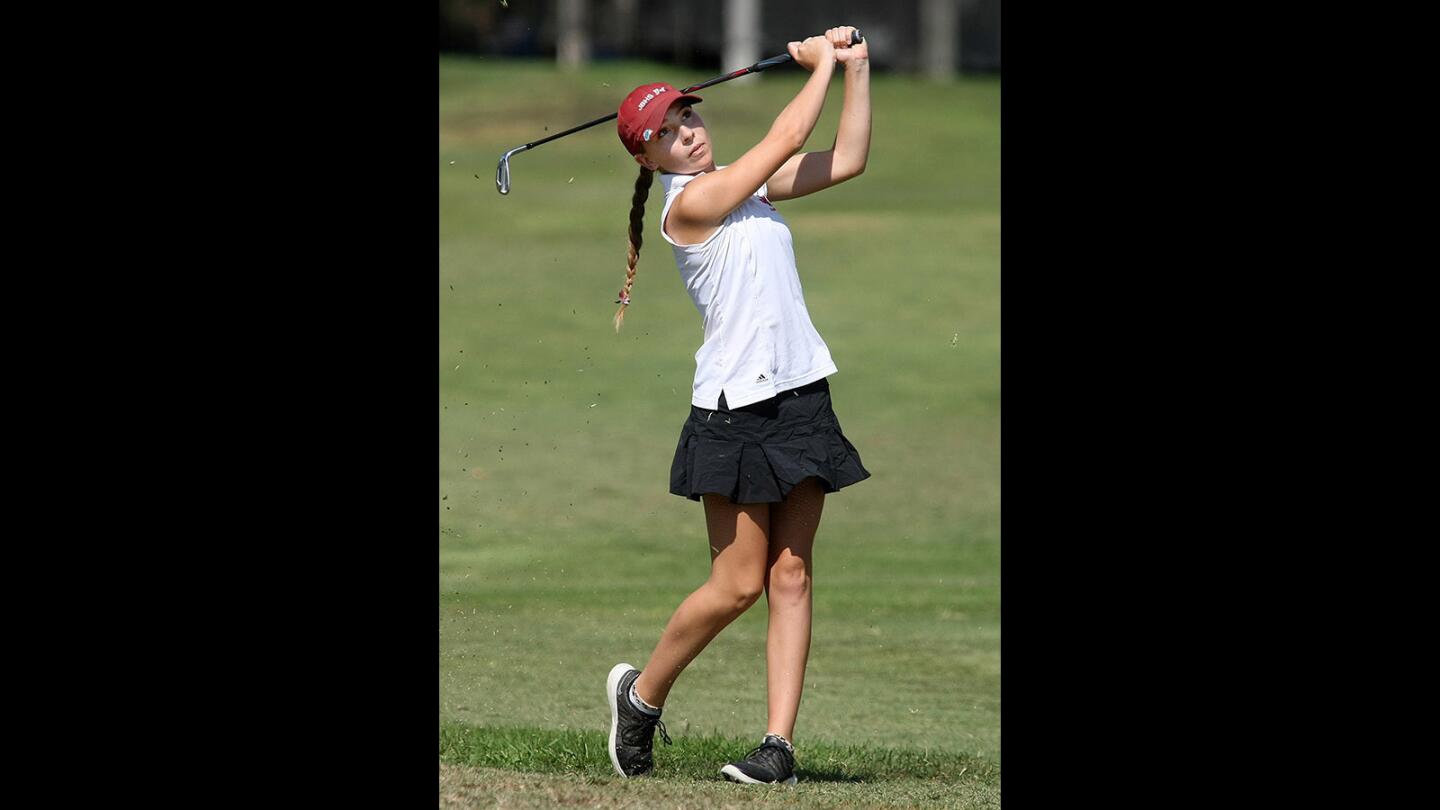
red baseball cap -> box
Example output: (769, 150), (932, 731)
(617, 82), (703, 156)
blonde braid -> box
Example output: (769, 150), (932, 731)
(614, 166), (654, 332)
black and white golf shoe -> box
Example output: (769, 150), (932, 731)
(606, 662), (672, 777)
(720, 734), (798, 785)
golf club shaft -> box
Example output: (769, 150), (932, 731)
(496, 29), (863, 194)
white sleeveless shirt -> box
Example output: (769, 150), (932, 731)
(658, 169), (838, 410)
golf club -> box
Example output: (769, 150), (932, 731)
(494, 29), (864, 195)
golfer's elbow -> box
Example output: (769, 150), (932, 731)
(783, 127), (809, 155)
(835, 158), (866, 182)
(769, 120), (809, 155)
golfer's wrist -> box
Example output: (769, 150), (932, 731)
(808, 59), (835, 83)
(844, 57), (869, 72)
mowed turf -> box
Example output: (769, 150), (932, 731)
(441, 725), (998, 809)
(440, 56), (999, 806)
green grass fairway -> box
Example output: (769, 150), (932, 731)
(440, 55), (999, 808)
(441, 724), (998, 808)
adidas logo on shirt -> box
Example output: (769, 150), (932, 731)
(756, 373), (768, 383)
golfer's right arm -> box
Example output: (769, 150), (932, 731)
(765, 27), (870, 201)
(670, 36), (835, 228)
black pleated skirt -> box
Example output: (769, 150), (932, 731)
(668, 377), (871, 504)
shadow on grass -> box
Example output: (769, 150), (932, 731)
(794, 765), (868, 783)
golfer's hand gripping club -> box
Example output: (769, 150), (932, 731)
(494, 29), (863, 195)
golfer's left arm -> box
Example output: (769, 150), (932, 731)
(766, 29), (871, 202)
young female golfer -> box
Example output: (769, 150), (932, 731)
(605, 27), (872, 785)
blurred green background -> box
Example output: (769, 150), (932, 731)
(440, 54), (999, 764)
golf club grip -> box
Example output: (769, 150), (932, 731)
(683, 30), (864, 93)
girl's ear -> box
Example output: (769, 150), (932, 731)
(634, 153), (660, 172)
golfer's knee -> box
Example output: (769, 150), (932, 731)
(710, 578), (763, 615)
(766, 555), (811, 601)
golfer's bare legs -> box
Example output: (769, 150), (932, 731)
(762, 476), (825, 742)
(633, 495), (770, 708)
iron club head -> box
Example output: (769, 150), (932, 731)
(495, 149), (517, 195)
(496, 146), (531, 194)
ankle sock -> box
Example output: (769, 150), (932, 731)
(628, 682), (662, 716)
(764, 732), (795, 754)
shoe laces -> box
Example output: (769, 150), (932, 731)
(624, 710), (673, 747)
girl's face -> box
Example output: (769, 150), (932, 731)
(636, 103), (715, 174)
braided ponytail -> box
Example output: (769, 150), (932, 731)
(614, 165), (654, 332)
